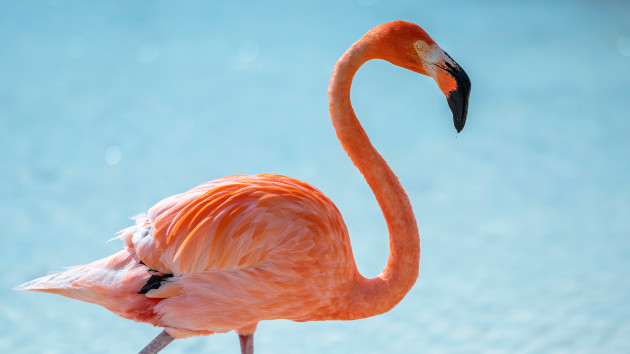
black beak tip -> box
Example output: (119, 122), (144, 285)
(439, 59), (471, 134)
(454, 108), (467, 133)
(446, 73), (470, 133)
(447, 91), (469, 133)
(455, 122), (465, 133)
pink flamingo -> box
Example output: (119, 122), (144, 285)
(17, 21), (470, 353)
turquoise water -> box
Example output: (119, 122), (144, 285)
(2, 0), (629, 352)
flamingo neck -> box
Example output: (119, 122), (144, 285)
(328, 38), (420, 319)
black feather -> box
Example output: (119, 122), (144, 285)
(138, 273), (173, 294)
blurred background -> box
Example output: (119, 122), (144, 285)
(1, 0), (629, 352)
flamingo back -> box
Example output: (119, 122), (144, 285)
(126, 175), (352, 276)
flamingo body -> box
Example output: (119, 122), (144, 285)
(21, 174), (358, 337)
(18, 20), (471, 352)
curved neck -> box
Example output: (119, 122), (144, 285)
(329, 39), (420, 319)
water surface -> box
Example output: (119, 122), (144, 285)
(1, 0), (629, 352)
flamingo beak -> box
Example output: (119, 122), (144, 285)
(433, 55), (471, 133)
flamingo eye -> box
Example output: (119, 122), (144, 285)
(415, 42), (424, 51)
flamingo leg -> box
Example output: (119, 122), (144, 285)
(239, 333), (254, 354)
(138, 330), (174, 354)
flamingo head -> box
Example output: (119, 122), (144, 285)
(365, 21), (471, 132)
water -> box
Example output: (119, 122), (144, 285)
(1, 0), (629, 352)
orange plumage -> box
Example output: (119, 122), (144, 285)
(17, 21), (470, 353)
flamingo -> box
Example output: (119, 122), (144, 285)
(17, 20), (470, 353)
